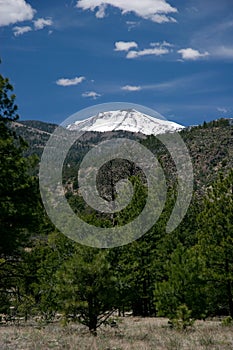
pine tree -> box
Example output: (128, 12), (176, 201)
(0, 71), (39, 312)
(197, 170), (233, 317)
(55, 245), (117, 334)
(0, 72), (38, 256)
(154, 243), (207, 320)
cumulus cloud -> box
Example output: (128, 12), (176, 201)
(76, 0), (177, 23)
(12, 17), (53, 37)
(34, 18), (53, 30)
(178, 48), (209, 60)
(116, 41), (173, 59)
(82, 91), (101, 99)
(126, 42), (171, 59)
(121, 85), (142, 91)
(0, 0), (36, 27)
(114, 41), (138, 52)
(13, 25), (32, 36)
(56, 76), (85, 86)
(126, 47), (169, 58)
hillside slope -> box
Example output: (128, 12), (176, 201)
(12, 118), (233, 194)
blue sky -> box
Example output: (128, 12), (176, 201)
(1, 0), (233, 126)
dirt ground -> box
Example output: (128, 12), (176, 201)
(0, 316), (233, 350)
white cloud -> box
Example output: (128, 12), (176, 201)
(126, 21), (139, 31)
(56, 76), (85, 86)
(0, 0), (36, 27)
(126, 45), (170, 59)
(217, 107), (228, 114)
(121, 85), (142, 91)
(150, 14), (177, 23)
(34, 18), (53, 30)
(150, 41), (173, 47)
(178, 48), (209, 60)
(13, 25), (32, 36)
(82, 91), (101, 99)
(76, 0), (178, 23)
(12, 17), (53, 36)
(114, 41), (138, 52)
(96, 4), (106, 18)
(119, 41), (172, 59)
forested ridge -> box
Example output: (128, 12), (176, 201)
(1, 72), (233, 334)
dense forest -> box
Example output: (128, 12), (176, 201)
(0, 71), (233, 335)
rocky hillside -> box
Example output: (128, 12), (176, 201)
(12, 118), (233, 196)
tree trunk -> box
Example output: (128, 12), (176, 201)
(142, 278), (149, 317)
(88, 297), (97, 336)
(89, 316), (97, 336)
(132, 298), (143, 316)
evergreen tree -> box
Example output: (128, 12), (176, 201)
(55, 245), (117, 334)
(197, 170), (233, 317)
(0, 72), (38, 256)
(0, 71), (39, 312)
(15, 231), (75, 321)
(154, 243), (207, 320)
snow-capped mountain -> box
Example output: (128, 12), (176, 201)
(66, 109), (184, 135)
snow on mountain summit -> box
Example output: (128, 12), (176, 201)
(66, 109), (184, 135)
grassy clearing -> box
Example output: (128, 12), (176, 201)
(0, 317), (233, 350)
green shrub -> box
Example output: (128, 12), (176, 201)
(221, 316), (233, 326)
(168, 304), (195, 330)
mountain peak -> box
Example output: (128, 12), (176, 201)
(67, 109), (184, 135)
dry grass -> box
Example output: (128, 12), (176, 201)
(0, 317), (233, 350)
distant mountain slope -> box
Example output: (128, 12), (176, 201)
(67, 109), (184, 135)
(11, 120), (57, 157)
(20, 120), (58, 134)
(182, 119), (233, 190)
(143, 118), (233, 192)
(12, 117), (233, 194)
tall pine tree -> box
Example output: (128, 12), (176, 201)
(0, 70), (39, 312)
(197, 171), (233, 317)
